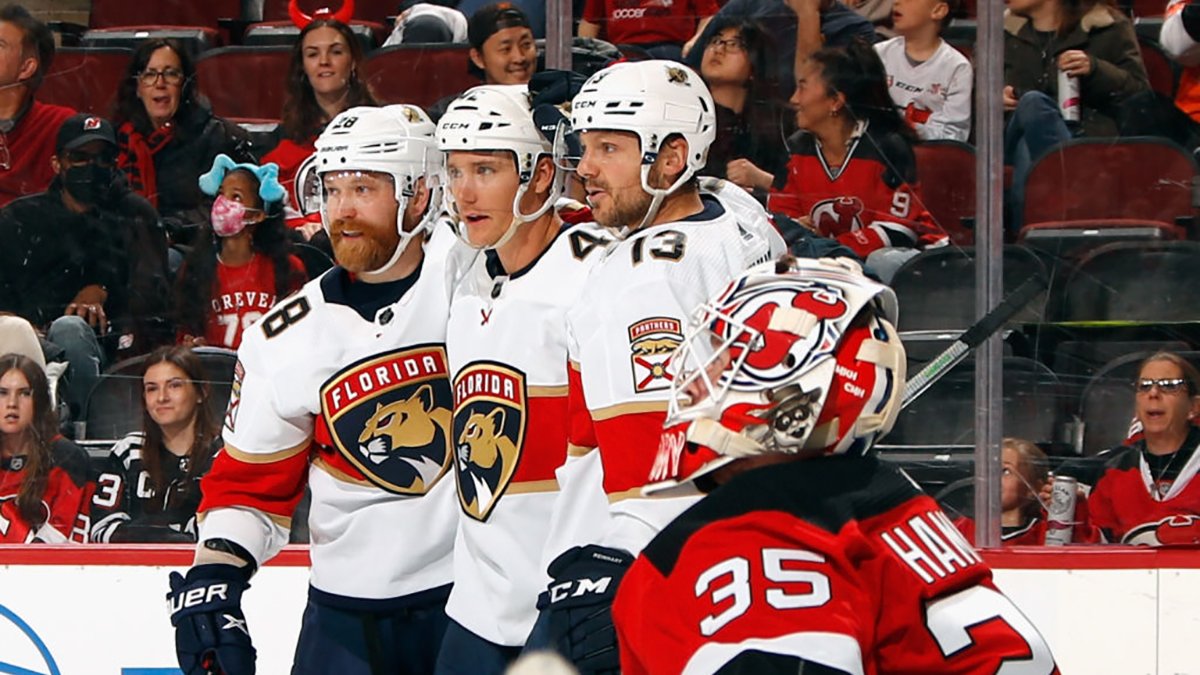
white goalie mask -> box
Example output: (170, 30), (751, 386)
(646, 258), (907, 494)
(560, 60), (717, 237)
(436, 84), (562, 250)
(314, 104), (442, 274)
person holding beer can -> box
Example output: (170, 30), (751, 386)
(1001, 0), (1148, 230)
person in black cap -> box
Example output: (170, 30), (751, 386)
(468, 2), (537, 85)
(0, 113), (171, 418)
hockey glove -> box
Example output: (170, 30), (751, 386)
(168, 564), (255, 675)
(536, 545), (634, 675)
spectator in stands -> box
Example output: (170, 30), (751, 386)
(852, 0), (897, 38)
(265, 18), (378, 237)
(685, 0), (877, 96)
(0, 114), (171, 418)
(175, 155), (306, 351)
(697, 18), (793, 200)
(0, 353), (93, 543)
(767, 40), (945, 281)
(468, 3), (536, 86)
(0, 4), (74, 207)
(1161, 0), (1200, 123)
(114, 38), (256, 238)
(578, 0), (719, 61)
(1084, 352), (1200, 545)
(383, 1), (470, 46)
(90, 346), (219, 543)
(955, 438), (1098, 545)
(875, 0), (973, 141)
(1003, 0), (1147, 229)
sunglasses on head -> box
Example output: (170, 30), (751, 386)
(1134, 378), (1189, 394)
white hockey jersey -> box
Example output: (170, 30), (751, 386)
(875, 37), (973, 142)
(444, 220), (613, 646)
(563, 194), (778, 557)
(197, 224), (473, 605)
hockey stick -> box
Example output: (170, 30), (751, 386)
(901, 273), (1049, 409)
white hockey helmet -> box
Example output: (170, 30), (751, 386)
(646, 258), (906, 495)
(436, 84), (561, 250)
(567, 60), (716, 233)
(314, 104), (442, 273)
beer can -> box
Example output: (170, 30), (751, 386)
(1058, 70), (1081, 124)
(1044, 475), (1078, 546)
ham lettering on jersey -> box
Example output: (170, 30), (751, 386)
(881, 508), (983, 584)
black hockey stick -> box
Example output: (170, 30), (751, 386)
(901, 273), (1048, 409)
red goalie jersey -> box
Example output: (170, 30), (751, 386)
(767, 126), (946, 257)
(614, 456), (1060, 675)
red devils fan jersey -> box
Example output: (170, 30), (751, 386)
(445, 220), (612, 646)
(768, 124), (946, 257)
(198, 224), (473, 605)
(614, 456), (1061, 675)
(565, 195), (779, 556)
(0, 439), (94, 543)
(954, 510), (1100, 547)
(1087, 432), (1200, 545)
(203, 252), (306, 350)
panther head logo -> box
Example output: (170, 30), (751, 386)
(457, 408), (519, 472)
(357, 383), (453, 492)
(452, 364), (527, 521)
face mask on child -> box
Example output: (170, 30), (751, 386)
(211, 195), (260, 237)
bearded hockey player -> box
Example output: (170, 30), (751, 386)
(166, 105), (465, 675)
(529, 60), (784, 673)
(612, 258), (1061, 675)
(434, 84), (613, 673)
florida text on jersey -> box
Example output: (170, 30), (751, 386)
(197, 225), (467, 605)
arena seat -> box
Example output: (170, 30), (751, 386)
(1139, 36), (1180, 98)
(888, 356), (1066, 448)
(81, 27), (223, 58)
(1130, 0), (1166, 17)
(40, 47), (131, 116)
(89, 0), (243, 29)
(1053, 339), (1190, 380)
(1050, 241), (1200, 323)
(890, 245), (1051, 332)
(242, 21), (385, 50)
(1077, 351), (1200, 455)
(193, 346), (238, 424)
(913, 140), (975, 245)
(294, 243), (335, 279)
(1021, 136), (1197, 230)
(1019, 218), (1183, 260)
(364, 44), (478, 109)
(261, 0), (401, 25)
(196, 46), (293, 121)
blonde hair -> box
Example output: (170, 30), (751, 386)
(1004, 437), (1048, 520)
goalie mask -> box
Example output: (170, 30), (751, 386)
(436, 84), (562, 250)
(646, 258), (906, 494)
(561, 60), (716, 237)
(314, 104), (442, 274)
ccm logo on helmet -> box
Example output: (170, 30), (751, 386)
(442, 122), (471, 130)
(574, 100), (598, 109)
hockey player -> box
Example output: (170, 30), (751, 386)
(433, 84), (613, 674)
(613, 258), (1062, 674)
(166, 105), (464, 675)
(531, 60), (783, 672)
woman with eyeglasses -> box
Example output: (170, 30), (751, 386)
(698, 17), (793, 201)
(1084, 351), (1200, 545)
(114, 38), (257, 239)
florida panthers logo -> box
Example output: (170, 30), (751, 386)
(810, 196), (865, 237)
(321, 346), (453, 495)
(453, 363), (527, 521)
(630, 317), (683, 393)
(1123, 514), (1200, 546)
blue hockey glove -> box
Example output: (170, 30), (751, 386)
(167, 563), (255, 675)
(536, 545), (634, 675)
